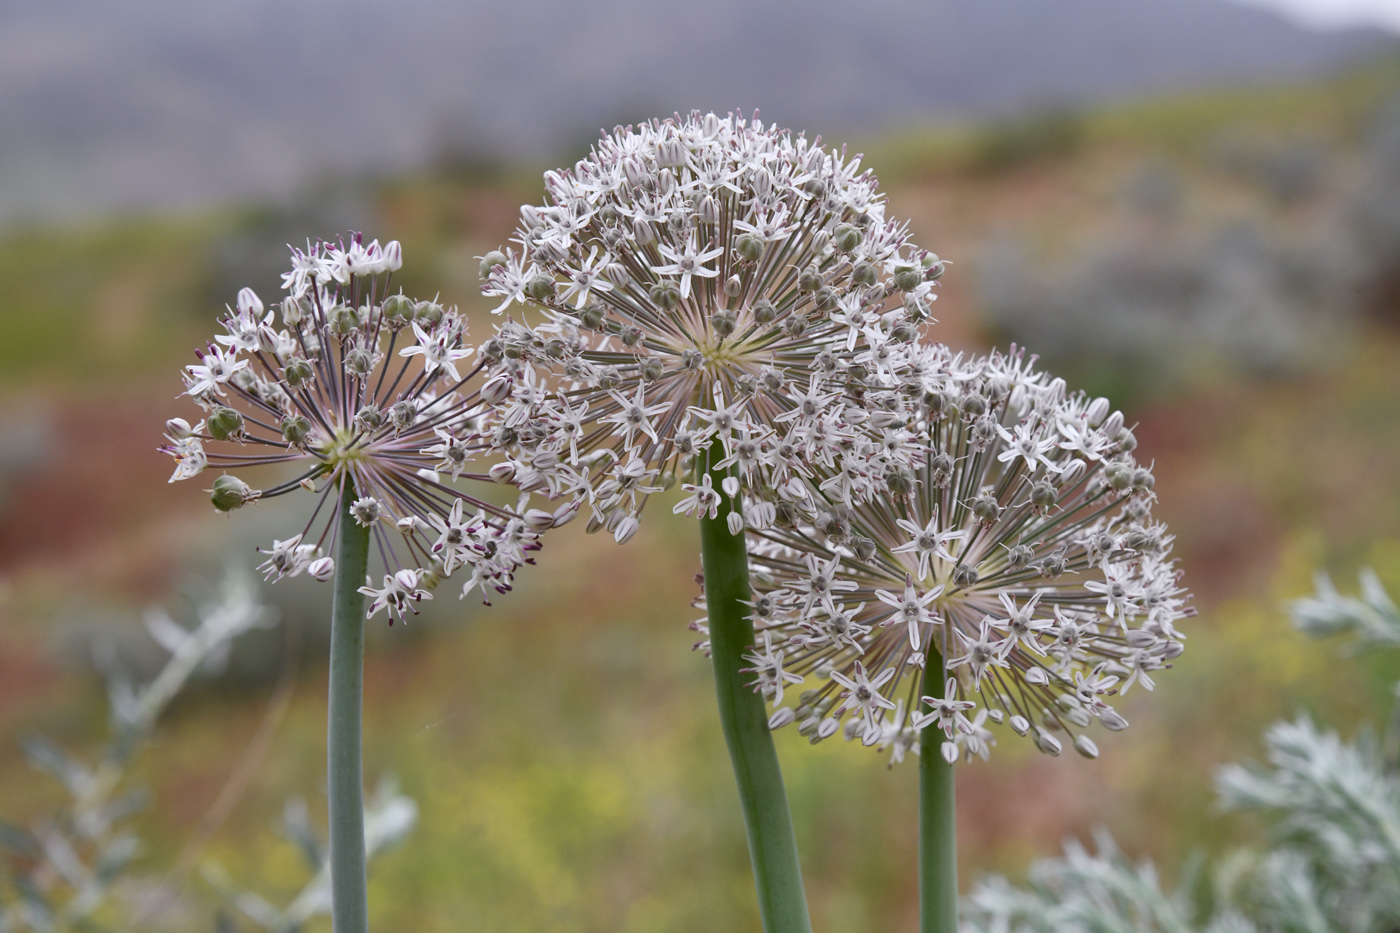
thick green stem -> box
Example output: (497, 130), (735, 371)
(919, 650), (958, 933)
(699, 464), (812, 933)
(329, 482), (370, 933)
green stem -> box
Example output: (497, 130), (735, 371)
(919, 650), (958, 933)
(329, 482), (370, 933)
(699, 464), (812, 933)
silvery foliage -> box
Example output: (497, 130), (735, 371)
(0, 572), (416, 932)
(961, 568), (1400, 933)
(201, 777), (416, 933)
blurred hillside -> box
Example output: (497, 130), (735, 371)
(0, 0), (1395, 225)
(2, 60), (1400, 931)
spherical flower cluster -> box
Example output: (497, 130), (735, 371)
(161, 234), (549, 619)
(478, 110), (946, 541)
(724, 346), (1193, 764)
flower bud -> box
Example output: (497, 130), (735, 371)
(489, 461), (516, 484)
(612, 515), (640, 544)
(1034, 729), (1063, 757)
(236, 287), (263, 318)
(768, 707), (796, 729)
(1099, 708), (1129, 731)
(698, 195), (720, 225)
(383, 240), (403, 272)
(210, 474), (256, 512)
(1009, 715), (1030, 736)
(1073, 735), (1099, 759)
(724, 274), (743, 298)
(280, 296), (305, 327)
(165, 417), (194, 439)
(307, 557), (335, 581)
(523, 509), (555, 532)
(481, 373), (513, 405)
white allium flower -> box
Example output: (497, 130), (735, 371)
(733, 345), (1193, 761)
(161, 234), (545, 618)
(477, 110), (946, 540)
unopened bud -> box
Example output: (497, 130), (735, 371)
(383, 240), (403, 272)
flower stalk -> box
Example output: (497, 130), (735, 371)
(919, 648), (958, 933)
(328, 479), (370, 933)
(700, 462), (812, 933)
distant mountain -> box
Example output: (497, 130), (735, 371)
(0, 0), (1393, 225)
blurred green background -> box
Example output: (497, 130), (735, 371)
(4, 6), (1400, 929)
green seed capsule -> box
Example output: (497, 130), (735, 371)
(381, 293), (416, 326)
(206, 406), (244, 441)
(210, 474), (255, 512)
(893, 266), (922, 291)
(734, 232), (764, 262)
(281, 413), (312, 445)
(414, 300), (444, 326)
(478, 250), (509, 279)
(525, 275), (555, 303)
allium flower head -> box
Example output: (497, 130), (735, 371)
(161, 234), (546, 616)
(478, 111), (946, 540)
(726, 346), (1193, 763)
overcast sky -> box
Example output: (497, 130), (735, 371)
(1238, 0), (1400, 30)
